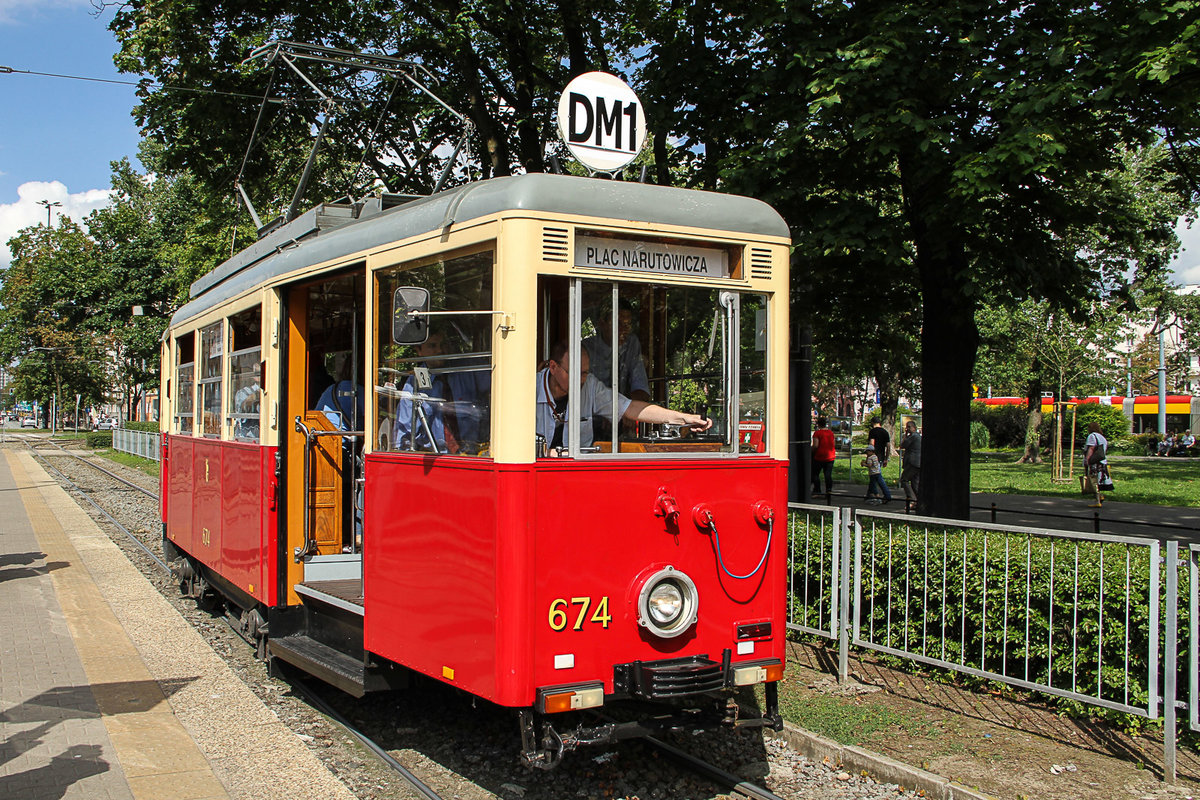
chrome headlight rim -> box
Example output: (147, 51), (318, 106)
(636, 566), (698, 639)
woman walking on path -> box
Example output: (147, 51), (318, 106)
(1084, 421), (1109, 508)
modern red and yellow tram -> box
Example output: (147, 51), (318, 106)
(159, 173), (791, 766)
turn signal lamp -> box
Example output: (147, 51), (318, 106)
(732, 660), (784, 687)
(537, 684), (604, 714)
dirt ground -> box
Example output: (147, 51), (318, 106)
(783, 641), (1200, 800)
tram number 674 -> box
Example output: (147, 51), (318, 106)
(548, 597), (611, 631)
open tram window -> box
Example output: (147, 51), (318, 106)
(174, 331), (195, 435)
(199, 322), (223, 438)
(375, 248), (494, 456)
(538, 277), (768, 457)
(227, 306), (262, 443)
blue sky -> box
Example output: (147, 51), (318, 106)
(1, 0), (1198, 285)
(0, 1), (140, 265)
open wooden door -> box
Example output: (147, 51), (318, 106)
(283, 274), (365, 603)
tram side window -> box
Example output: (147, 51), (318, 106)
(375, 249), (494, 456)
(738, 295), (768, 454)
(227, 306), (262, 442)
(175, 332), (195, 435)
(199, 322), (223, 438)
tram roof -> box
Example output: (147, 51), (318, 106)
(171, 173), (789, 327)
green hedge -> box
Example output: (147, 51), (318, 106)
(123, 420), (159, 433)
(85, 431), (113, 448)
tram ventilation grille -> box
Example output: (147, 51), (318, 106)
(749, 247), (773, 280)
(542, 227), (570, 263)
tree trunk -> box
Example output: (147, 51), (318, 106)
(914, 247), (978, 520)
(1016, 377), (1043, 464)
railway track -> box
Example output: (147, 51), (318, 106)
(16, 433), (922, 800)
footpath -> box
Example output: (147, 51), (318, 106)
(0, 450), (355, 800)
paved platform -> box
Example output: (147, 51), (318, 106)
(0, 451), (356, 800)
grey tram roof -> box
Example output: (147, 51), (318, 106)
(172, 173), (789, 327)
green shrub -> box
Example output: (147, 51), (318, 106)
(1072, 403), (1130, 442)
(969, 420), (990, 449)
(787, 515), (1174, 732)
(124, 420), (159, 432)
(970, 402), (1036, 449)
(86, 431), (113, 449)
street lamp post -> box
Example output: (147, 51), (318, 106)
(37, 199), (62, 227)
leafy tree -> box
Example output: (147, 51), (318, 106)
(0, 220), (107, 421)
(106, 0), (648, 223)
(86, 146), (231, 419)
(638, 1), (1200, 518)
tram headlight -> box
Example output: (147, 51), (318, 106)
(647, 583), (683, 624)
(637, 567), (698, 639)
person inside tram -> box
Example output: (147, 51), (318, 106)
(393, 329), (490, 453)
(536, 340), (711, 454)
(316, 351), (364, 431)
(582, 299), (651, 403)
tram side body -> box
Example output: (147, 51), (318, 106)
(160, 439), (787, 706)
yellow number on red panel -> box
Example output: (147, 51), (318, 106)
(547, 596), (610, 631)
(590, 596), (611, 628)
(548, 598), (568, 631)
(570, 597), (591, 631)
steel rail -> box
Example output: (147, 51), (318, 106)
(29, 446), (170, 575)
(33, 436), (160, 500)
(642, 735), (785, 800)
(280, 668), (447, 800)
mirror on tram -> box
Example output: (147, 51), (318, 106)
(392, 286), (430, 344)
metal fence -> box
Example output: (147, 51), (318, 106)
(112, 427), (161, 461)
(788, 503), (1189, 781)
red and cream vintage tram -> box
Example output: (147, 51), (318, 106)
(160, 173), (791, 766)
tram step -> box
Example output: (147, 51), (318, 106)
(269, 634), (370, 697)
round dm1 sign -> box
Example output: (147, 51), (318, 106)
(557, 72), (647, 173)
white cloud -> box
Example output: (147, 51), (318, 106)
(1172, 217), (1200, 287)
(0, 181), (112, 270)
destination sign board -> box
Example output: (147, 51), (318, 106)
(575, 235), (729, 278)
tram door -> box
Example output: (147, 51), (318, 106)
(284, 274), (366, 591)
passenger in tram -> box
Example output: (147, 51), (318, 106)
(393, 329), (489, 454)
(536, 341), (711, 453)
(582, 300), (651, 403)
(316, 351), (364, 431)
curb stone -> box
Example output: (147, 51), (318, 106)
(768, 722), (996, 800)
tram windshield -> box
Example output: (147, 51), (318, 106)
(541, 277), (768, 457)
(375, 249), (494, 456)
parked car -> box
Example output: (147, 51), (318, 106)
(94, 416), (118, 430)
(20, 417), (37, 428)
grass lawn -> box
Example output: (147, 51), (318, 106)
(830, 449), (1200, 507)
(96, 448), (161, 479)
(970, 451), (1200, 507)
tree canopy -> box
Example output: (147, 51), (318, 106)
(4, 0), (1196, 517)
